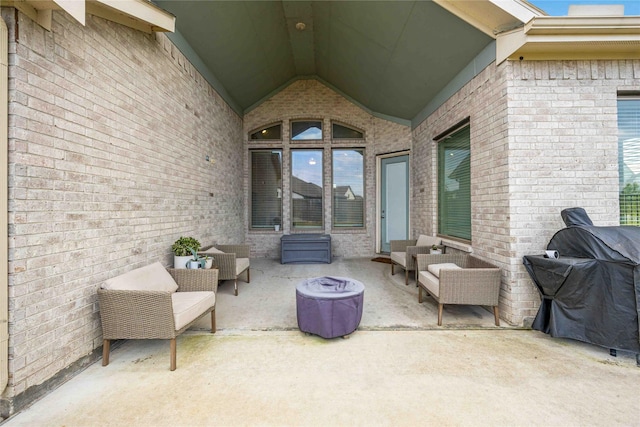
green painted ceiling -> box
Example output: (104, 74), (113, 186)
(153, 1), (493, 122)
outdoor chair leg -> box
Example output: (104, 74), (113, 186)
(437, 304), (444, 326)
(405, 270), (409, 286)
(211, 309), (216, 333)
(418, 287), (423, 303)
(170, 338), (177, 371)
(391, 263), (395, 275)
(247, 268), (250, 283)
(234, 279), (238, 296)
(102, 339), (110, 366)
(493, 306), (500, 326)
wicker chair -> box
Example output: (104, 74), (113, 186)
(200, 244), (250, 296)
(98, 265), (218, 371)
(416, 253), (501, 326)
(390, 235), (442, 285)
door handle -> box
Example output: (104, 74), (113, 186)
(381, 209), (385, 219)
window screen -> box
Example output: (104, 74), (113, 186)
(437, 125), (471, 241)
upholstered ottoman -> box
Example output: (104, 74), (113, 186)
(296, 276), (365, 339)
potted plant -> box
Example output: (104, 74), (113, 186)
(272, 216), (281, 232)
(185, 247), (205, 269)
(172, 236), (201, 268)
(430, 244), (442, 255)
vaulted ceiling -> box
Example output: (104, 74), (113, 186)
(152, 1), (535, 122)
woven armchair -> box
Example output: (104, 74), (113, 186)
(390, 235), (443, 285)
(98, 267), (218, 371)
(200, 244), (250, 296)
(416, 253), (501, 326)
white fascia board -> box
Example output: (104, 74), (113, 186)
(434, 0), (542, 37)
(91, 0), (175, 32)
(53, 0), (85, 25)
(497, 16), (640, 62)
(5, 0), (174, 32)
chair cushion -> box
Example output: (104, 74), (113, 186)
(418, 271), (440, 298)
(416, 235), (440, 247)
(236, 258), (250, 276)
(201, 246), (224, 254)
(427, 263), (462, 278)
(103, 262), (178, 292)
(390, 251), (406, 267)
(172, 291), (216, 330)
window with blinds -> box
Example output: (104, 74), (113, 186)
(250, 150), (282, 229)
(291, 150), (323, 228)
(437, 124), (471, 241)
(332, 149), (364, 228)
(618, 98), (640, 225)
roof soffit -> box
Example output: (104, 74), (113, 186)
(1, 0), (175, 32)
(497, 16), (640, 62)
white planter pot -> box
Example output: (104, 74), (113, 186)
(174, 255), (192, 269)
(430, 249), (442, 255)
(186, 260), (202, 269)
(204, 258), (213, 269)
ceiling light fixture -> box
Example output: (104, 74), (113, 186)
(295, 22), (306, 31)
(308, 157), (316, 165)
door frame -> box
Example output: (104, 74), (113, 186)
(376, 150), (410, 254)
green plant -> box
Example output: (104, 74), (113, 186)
(171, 236), (201, 256)
(188, 246), (206, 268)
(432, 244), (439, 250)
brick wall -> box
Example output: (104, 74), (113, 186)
(4, 9), (243, 401)
(506, 59), (639, 324)
(243, 79), (412, 258)
(413, 59), (640, 325)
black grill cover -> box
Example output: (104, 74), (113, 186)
(523, 208), (640, 353)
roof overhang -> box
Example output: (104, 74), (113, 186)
(497, 16), (640, 62)
(0, 0), (174, 33)
(433, 0), (543, 37)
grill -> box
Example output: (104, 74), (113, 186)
(523, 208), (640, 359)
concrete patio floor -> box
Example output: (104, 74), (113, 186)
(2, 258), (639, 426)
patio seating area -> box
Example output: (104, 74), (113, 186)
(192, 257), (502, 333)
(2, 258), (640, 426)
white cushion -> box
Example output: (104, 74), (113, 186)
(416, 234), (440, 248)
(172, 291), (216, 330)
(390, 251), (406, 267)
(427, 263), (462, 278)
(236, 258), (250, 276)
(418, 271), (440, 298)
(201, 246), (224, 254)
(103, 262), (178, 292)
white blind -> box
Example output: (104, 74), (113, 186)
(618, 98), (640, 225)
(251, 150), (282, 229)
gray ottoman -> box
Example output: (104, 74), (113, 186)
(296, 276), (365, 339)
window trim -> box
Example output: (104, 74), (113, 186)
(249, 149), (283, 231)
(435, 120), (471, 242)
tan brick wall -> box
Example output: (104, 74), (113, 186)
(506, 59), (639, 324)
(243, 79), (412, 258)
(5, 9), (243, 397)
(413, 59), (640, 325)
